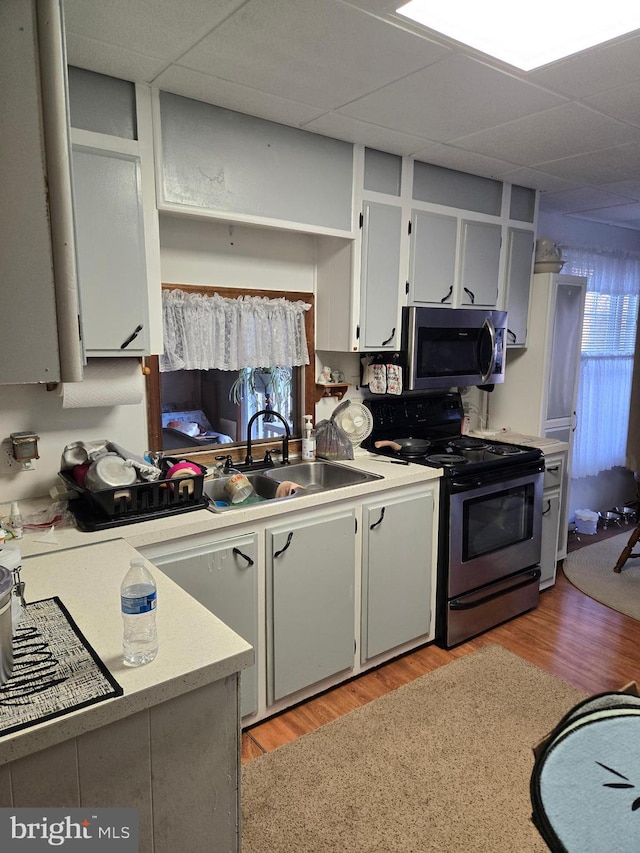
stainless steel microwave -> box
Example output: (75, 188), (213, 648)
(402, 307), (507, 390)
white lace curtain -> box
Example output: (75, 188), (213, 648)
(160, 289), (311, 372)
(562, 247), (640, 479)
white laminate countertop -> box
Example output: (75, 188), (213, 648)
(470, 429), (569, 455)
(7, 453), (441, 560)
(0, 537), (254, 765)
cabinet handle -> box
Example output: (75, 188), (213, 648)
(120, 323), (143, 349)
(440, 286), (453, 303)
(547, 465), (559, 473)
(381, 328), (395, 346)
(232, 547), (254, 567)
(370, 507), (386, 530)
(463, 287), (475, 304)
(572, 411), (577, 432)
(273, 531), (294, 558)
(507, 328), (517, 343)
(542, 500), (551, 516)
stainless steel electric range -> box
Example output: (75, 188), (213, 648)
(361, 392), (545, 647)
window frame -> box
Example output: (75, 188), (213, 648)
(145, 283), (316, 456)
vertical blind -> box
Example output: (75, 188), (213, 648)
(563, 248), (640, 479)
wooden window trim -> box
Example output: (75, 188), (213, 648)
(146, 284), (315, 456)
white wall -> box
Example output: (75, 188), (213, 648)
(0, 383), (148, 504)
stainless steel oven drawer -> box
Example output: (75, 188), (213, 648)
(445, 567), (541, 648)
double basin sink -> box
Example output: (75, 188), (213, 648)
(204, 460), (382, 512)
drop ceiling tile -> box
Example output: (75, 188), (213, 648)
(600, 179), (640, 200)
(453, 103), (640, 166)
(410, 143), (521, 179)
(337, 54), (567, 140)
(537, 187), (637, 214)
(534, 142), (640, 185)
(301, 113), (432, 156)
(584, 81), (640, 128)
(63, 0), (246, 59)
(177, 0), (450, 110)
(152, 66), (325, 126)
(566, 202), (640, 227)
(65, 34), (169, 83)
(499, 167), (577, 193)
(531, 33), (640, 99)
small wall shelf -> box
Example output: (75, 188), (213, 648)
(315, 383), (350, 403)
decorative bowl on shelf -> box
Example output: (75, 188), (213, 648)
(534, 260), (566, 273)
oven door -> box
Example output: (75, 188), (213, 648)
(447, 467), (544, 598)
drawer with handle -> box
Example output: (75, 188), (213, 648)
(544, 455), (564, 490)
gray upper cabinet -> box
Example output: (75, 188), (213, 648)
(409, 210), (458, 305)
(157, 92), (354, 235)
(68, 69), (162, 357)
(72, 147), (149, 354)
(359, 201), (404, 349)
(504, 227), (535, 347)
(459, 220), (502, 307)
(0, 0), (82, 385)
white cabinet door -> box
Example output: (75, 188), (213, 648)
(459, 220), (502, 308)
(142, 533), (259, 718)
(409, 210), (457, 305)
(359, 200), (404, 350)
(72, 146), (150, 354)
(547, 281), (585, 422)
(266, 510), (355, 704)
(361, 488), (434, 661)
(504, 227), (535, 347)
(540, 489), (561, 588)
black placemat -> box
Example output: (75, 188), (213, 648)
(0, 597), (123, 737)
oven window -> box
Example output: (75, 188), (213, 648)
(417, 327), (481, 378)
(462, 483), (535, 561)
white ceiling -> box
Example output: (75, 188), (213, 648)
(63, 0), (640, 232)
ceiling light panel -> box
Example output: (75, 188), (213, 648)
(396, 1), (640, 70)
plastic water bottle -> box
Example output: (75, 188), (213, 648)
(121, 558), (158, 666)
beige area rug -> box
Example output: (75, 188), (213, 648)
(242, 644), (585, 853)
(563, 530), (640, 620)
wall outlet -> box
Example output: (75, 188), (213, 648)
(0, 439), (34, 475)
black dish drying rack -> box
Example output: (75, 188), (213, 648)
(60, 458), (208, 531)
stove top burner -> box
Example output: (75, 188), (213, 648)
(426, 454), (469, 467)
(489, 444), (524, 456)
(448, 437), (489, 451)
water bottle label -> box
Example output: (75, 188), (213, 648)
(121, 590), (157, 615)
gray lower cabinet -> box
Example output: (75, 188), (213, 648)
(266, 509), (356, 704)
(141, 533), (259, 718)
(361, 488), (434, 662)
(540, 489), (561, 588)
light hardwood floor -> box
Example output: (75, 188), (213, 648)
(242, 566), (640, 763)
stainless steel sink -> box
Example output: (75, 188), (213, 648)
(263, 460), (382, 492)
(204, 461), (382, 512)
(204, 472), (298, 512)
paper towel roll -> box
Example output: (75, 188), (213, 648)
(58, 358), (143, 409)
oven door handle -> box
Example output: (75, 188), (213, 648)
(479, 316), (497, 383)
(450, 569), (541, 610)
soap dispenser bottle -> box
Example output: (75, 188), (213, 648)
(302, 414), (316, 461)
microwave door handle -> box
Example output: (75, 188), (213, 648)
(479, 317), (497, 383)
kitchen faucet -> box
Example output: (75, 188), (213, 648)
(245, 409), (290, 467)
